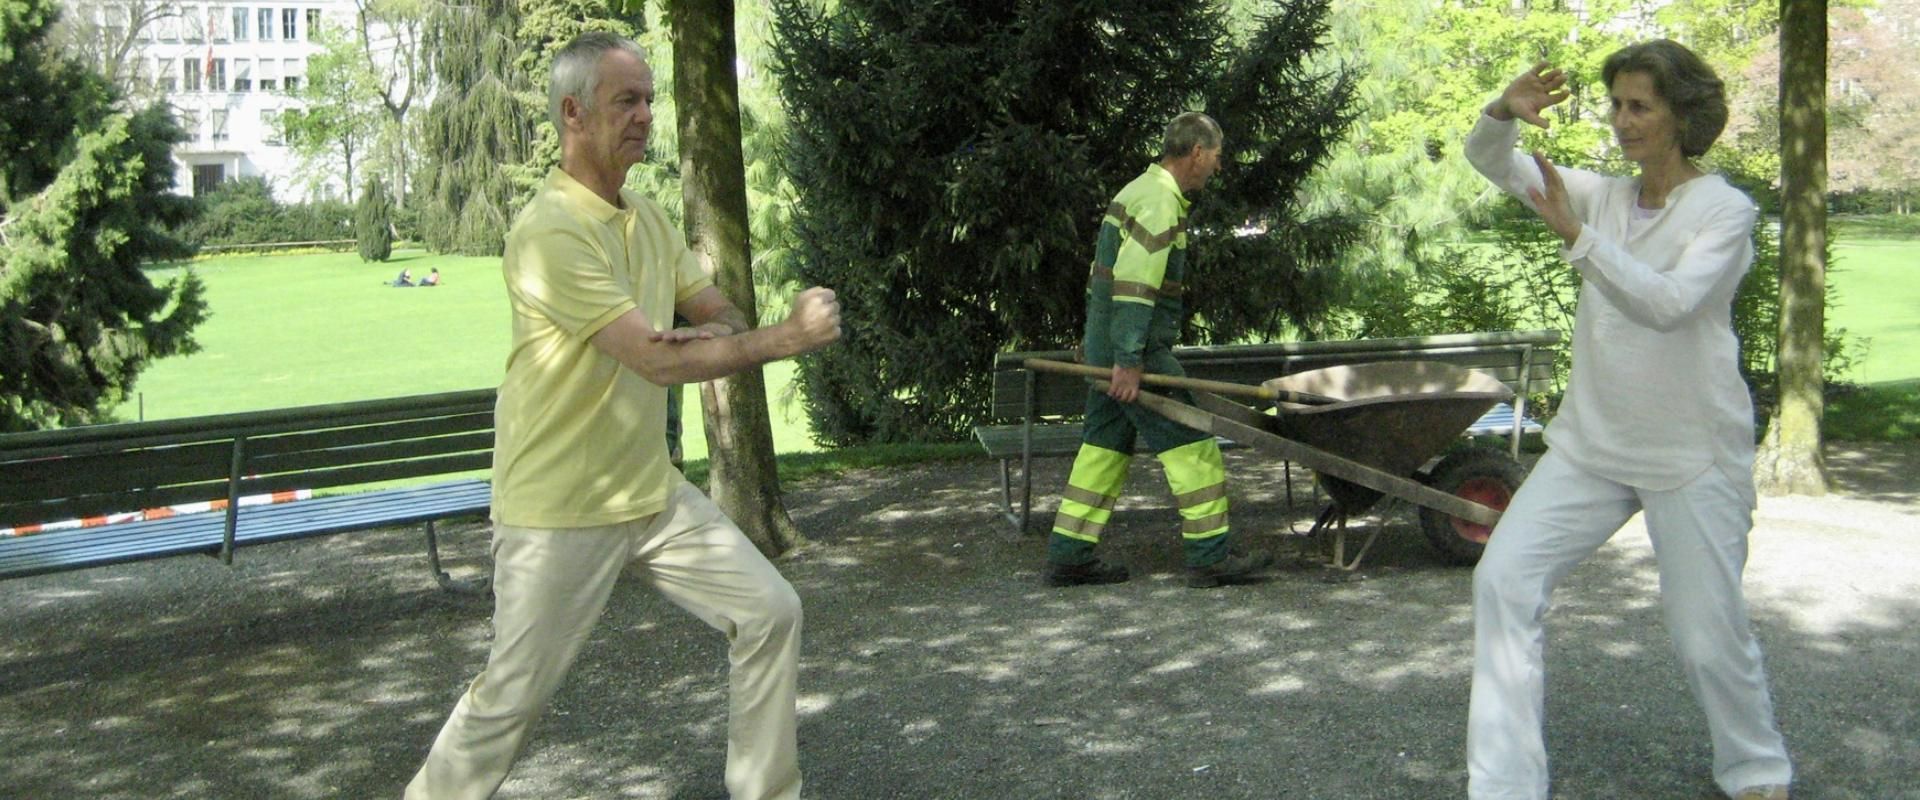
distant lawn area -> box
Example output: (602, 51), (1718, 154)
(122, 249), (815, 464)
(123, 230), (1918, 453)
(1831, 236), (1920, 387)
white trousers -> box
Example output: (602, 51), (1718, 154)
(1467, 450), (1790, 799)
(406, 481), (803, 800)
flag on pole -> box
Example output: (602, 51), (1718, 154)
(203, 7), (216, 81)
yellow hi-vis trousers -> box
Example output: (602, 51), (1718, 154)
(1050, 437), (1231, 568)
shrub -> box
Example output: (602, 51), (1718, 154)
(355, 177), (394, 262)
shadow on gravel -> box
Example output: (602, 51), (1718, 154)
(1, 451), (1914, 800)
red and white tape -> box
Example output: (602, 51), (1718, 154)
(1, 489), (312, 537)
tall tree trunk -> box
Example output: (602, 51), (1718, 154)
(670, 0), (806, 556)
(1756, 0), (1828, 495)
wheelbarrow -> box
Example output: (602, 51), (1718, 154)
(1025, 358), (1529, 570)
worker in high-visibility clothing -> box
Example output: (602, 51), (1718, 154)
(1046, 112), (1273, 589)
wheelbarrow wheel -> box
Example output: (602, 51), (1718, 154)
(1419, 448), (1527, 565)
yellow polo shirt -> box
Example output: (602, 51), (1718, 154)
(491, 168), (712, 528)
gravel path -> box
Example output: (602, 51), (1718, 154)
(2, 443), (1915, 799)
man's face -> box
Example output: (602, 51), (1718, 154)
(572, 49), (655, 172)
(1179, 144), (1223, 193)
(1195, 145), (1222, 184)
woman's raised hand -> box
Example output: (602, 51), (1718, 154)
(1489, 61), (1572, 129)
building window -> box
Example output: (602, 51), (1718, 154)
(233, 59), (251, 92)
(258, 8), (274, 41)
(192, 164), (225, 196)
(209, 6), (226, 41)
(282, 8), (297, 40)
(262, 110), (282, 145)
(257, 58), (278, 91)
(155, 57), (178, 92)
(305, 8), (321, 36)
(232, 7), (249, 41)
(282, 58), (303, 92)
(211, 109), (229, 141)
(158, 12), (180, 42)
(179, 108), (201, 141)
(210, 58), (227, 92)
(104, 6), (128, 42)
(182, 58), (202, 92)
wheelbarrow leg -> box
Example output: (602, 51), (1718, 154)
(997, 456), (1020, 531)
(1305, 503), (1385, 572)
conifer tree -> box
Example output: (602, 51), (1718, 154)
(772, 0), (1358, 443)
(355, 176), (394, 262)
(0, 0), (205, 431)
(414, 0), (533, 255)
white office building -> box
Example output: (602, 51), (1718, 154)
(85, 0), (377, 202)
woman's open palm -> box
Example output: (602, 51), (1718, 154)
(1499, 62), (1572, 129)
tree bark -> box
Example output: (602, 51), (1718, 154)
(669, 0), (806, 555)
(1756, 0), (1829, 496)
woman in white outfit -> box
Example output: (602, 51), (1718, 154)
(1461, 40), (1792, 800)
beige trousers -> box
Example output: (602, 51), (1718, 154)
(406, 481), (802, 800)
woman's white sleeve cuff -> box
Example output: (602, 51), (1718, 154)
(1560, 225), (1596, 263)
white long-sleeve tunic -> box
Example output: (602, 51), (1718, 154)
(1464, 113), (1758, 498)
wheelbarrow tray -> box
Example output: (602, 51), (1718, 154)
(1121, 391), (1506, 529)
(1261, 362), (1514, 513)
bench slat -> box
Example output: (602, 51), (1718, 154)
(0, 440), (233, 503)
(0, 480), (491, 579)
(1, 480), (241, 531)
(248, 431), (495, 475)
(245, 412), (495, 457)
(239, 452), (494, 495)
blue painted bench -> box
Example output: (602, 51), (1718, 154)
(0, 389), (498, 592)
(976, 330), (1561, 532)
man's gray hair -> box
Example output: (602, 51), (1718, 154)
(1159, 112), (1223, 160)
(549, 31), (647, 132)
(1602, 39), (1727, 159)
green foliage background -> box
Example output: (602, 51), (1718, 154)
(772, 0), (1360, 444)
(0, 0), (206, 432)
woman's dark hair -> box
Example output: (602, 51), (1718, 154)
(1602, 39), (1728, 159)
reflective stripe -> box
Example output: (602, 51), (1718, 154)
(1105, 202), (1183, 253)
(1174, 482), (1227, 508)
(1062, 485), (1117, 511)
(1054, 444), (1130, 543)
(1181, 512), (1230, 536)
(1160, 438), (1229, 539)
(1052, 513), (1106, 541)
(1091, 266), (1181, 298)
(1111, 281), (1159, 302)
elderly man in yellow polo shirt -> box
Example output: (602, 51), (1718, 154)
(405, 32), (841, 800)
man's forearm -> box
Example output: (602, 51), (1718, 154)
(703, 306), (751, 336)
(639, 323), (801, 385)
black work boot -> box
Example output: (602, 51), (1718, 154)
(1045, 559), (1130, 587)
(1185, 549), (1273, 588)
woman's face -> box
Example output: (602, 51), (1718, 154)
(1608, 70), (1684, 164)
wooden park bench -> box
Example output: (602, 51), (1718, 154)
(975, 330), (1562, 532)
(0, 389), (498, 592)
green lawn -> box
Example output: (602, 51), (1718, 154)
(121, 231), (1920, 454)
(121, 248), (816, 464)
(1830, 237), (1920, 386)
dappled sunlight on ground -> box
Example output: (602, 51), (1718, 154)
(1, 446), (1915, 798)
